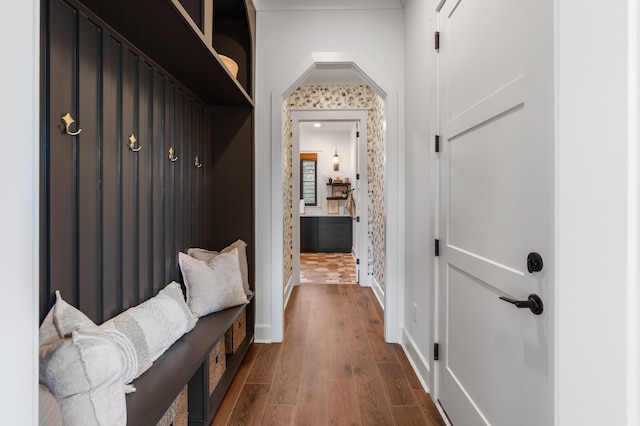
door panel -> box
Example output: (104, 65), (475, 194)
(448, 108), (525, 272)
(444, 0), (524, 120)
(438, 0), (553, 424)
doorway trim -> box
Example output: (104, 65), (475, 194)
(269, 52), (404, 343)
(290, 109), (369, 301)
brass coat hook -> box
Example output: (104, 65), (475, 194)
(61, 112), (82, 136)
(168, 147), (178, 162)
(128, 134), (141, 152)
(194, 155), (203, 168)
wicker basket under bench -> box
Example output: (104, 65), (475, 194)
(126, 298), (253, 426)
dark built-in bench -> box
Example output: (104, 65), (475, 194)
(126, 296), (254, 425)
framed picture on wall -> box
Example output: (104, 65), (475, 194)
(327, 199), (339, 214)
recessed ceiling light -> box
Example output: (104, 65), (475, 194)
(314, 123), (321, 128)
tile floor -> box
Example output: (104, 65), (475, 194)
(299, 252), (357, 284)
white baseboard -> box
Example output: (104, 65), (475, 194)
(399, 329), (451, 425)
(371, 276), (384, 308)
(255, 324), (272, 343)
(284, 275), (294, 309)
(400, 328), (432, 393)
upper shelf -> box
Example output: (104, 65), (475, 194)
(77, 0), (254, 107)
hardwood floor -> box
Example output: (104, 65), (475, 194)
(212, 284), (446, 425)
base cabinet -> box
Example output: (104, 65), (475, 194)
(301, 217), (352, 253)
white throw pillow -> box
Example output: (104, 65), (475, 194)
(188, 239), (252, 296)
(187, 247), (219, 263)
(100, 282), (197, 382)
(39, 291), (126, 426)
(179, 250), (249, 317)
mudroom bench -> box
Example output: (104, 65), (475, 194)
(127, 296), (253, 425)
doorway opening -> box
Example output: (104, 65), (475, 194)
(269, 53), (403, 344)
(296, 118), (362, 286)
(289, 108), (374, 301)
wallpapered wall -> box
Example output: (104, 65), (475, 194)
(283, 85), (386, 292)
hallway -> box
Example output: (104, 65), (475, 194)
(212, 284), (446, 425)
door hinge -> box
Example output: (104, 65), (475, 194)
(356, 131), (360, 138)
(356, 216), (360, 222)
(356, 258), (360, 265)
(356, 173), (360, 180)
(434, 343), (440, 361)
(434, 31), (440, 50)
(435, 239), (440, 256)
(435, 134), (440, 153)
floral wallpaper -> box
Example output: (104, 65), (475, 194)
(283, 99), (293, 288)
(282, 85), (386, 292)
(367, 94), (385, 291)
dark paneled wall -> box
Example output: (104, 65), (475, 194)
(41, 0), (253, 324)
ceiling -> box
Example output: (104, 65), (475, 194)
(252, 0), (403, 11)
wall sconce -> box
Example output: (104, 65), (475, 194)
(333, 149), (340, 171)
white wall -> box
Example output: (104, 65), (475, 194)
(401, 0), (438, 394)
(300, 126), (355, 216)
(0, 0), (40, 422)
(255, 8), (404, 342)
(555, 0), (640, 424)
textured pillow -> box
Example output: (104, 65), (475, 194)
(39, 291), (126, 426)
(100, 282), (197, 383)
(39, 290), (95, 345)
(39, 384), (62, 426)
(179, 250), (249, 317)
(187, 247), (219, 263)
(188, 239), (252, 296)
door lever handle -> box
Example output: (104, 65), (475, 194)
(499, 294), (544, 315)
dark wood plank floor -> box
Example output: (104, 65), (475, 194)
(212, 284), (446, 425)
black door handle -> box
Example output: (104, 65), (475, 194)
(499, 294), (544, 315)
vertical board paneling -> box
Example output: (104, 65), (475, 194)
(210, 108), (253, 252)
(47, 0), (77, 312)
(174, 89), (185, 268)
(122, 49), (138, 308)
(77, 14), (101, 321)
(138, 62), (153, 302)
(44, 0), (251, 327)
(182, 98), (193, 252)
(164, 81), (176, 284)
(191, 101), (202, 247)
(152, 71), (165, 293)
(102, 35), (122, 320)
(203, 109), (214, 245)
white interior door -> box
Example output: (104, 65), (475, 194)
(437, 0), (554, 425)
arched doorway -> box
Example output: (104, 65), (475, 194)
(268, 52), (404, 344)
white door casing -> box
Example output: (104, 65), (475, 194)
(437, 0), (554, 424)
(290, 109), (369, 290)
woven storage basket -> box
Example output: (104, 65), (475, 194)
(174, 386), (188, 426)
(156, 385), (187, 426)
(219, 54), (239, 78)
(209, 339), (226, 395)
(225, 308), (246, 354)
